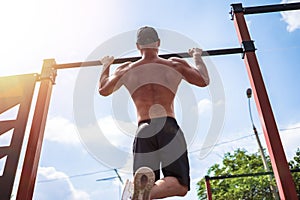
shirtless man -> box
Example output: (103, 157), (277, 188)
(99, 26), (209, 199)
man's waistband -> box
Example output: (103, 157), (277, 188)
(138, 116), (176, 126)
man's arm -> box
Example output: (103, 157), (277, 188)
(169, 48), (210, 87)
(98, 56), (131, 96)
(189, 48), (210, 86)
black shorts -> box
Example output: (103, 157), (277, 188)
(133, 117), (190, 190)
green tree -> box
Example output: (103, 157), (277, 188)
(197, 148), (277, 200)
(289, 148), (300, 199)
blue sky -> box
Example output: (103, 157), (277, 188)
(1, 0), (300, 199)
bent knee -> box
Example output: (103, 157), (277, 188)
(177, 185), (188, 196)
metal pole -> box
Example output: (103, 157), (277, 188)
(231, 4), (298, 199)
(205, 176), (213, 200)
(243, 2), (300, 15)
(246, 88), (280, 200)
(16, 59), (57, 200)
(53, 47), (243, 69)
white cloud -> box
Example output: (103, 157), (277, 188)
(34, 167), (90, 200)
(73, 116), (135, 172)
(45, 117), (80, 145)
(197, 98), (212, 115)
(76, 115), (135, 151)
(97, 116), (135, 148)
(280, 0), (300, 32)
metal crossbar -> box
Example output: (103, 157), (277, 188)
(53, 47), (243, 69)
(244, 2), (300, 15)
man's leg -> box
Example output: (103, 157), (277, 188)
(153, 118), (190, 199)
(132, 122), (160, 199)
(150, 177), (188, 199)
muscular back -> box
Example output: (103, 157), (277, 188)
(99, 48), (209, 122)
(121, 58), (183, 122)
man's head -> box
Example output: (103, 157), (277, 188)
(136, 26), (160, 49)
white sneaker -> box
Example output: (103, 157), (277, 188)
(132, 167), (155, 200)
(121, 179), (134, 200)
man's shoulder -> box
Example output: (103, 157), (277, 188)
(129, 58), (169, 66)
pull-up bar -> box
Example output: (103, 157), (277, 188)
(231, 2), (300, 15)
(54, 47), (243, 70)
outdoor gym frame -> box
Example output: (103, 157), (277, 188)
(0, 2), (299, 200)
